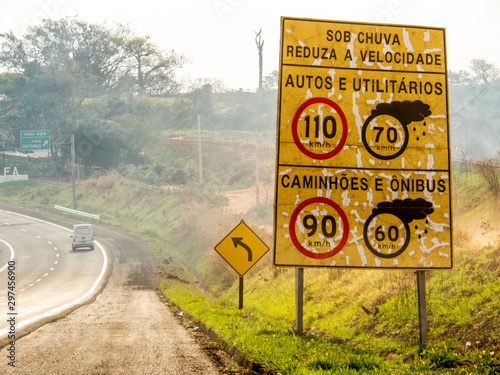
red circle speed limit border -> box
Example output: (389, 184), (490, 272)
(289, 197), (349, 259)
(292, 97), (348, 160)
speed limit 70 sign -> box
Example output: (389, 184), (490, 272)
(273, 17), (452, 269)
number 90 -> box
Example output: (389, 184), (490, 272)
(303, 214), (336, 238)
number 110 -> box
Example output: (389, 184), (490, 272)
(304, 115), (337, 139)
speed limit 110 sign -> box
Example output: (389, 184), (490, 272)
(273, 17), (452, 270)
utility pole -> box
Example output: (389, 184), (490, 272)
(71, 134), (76, 210)
(254, 29), (264, 206)
(53, 134), (77, 210)
(197, 114), (203, 184)
(255, 133), (260, 208)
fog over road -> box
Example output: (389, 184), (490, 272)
(0, 202), (221, 374)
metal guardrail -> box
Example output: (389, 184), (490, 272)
(54, 205), (102, 221)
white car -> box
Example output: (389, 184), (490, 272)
(71, 224), (95, 251)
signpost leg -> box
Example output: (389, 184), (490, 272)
(416, 270), (428, 346)
(239, 276), (244, 309)
(295, 268), (304, 333)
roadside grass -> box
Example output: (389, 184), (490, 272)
(1, 167), (500, 373)
(161, 273), (500, 374)
(161, 277), (391, 374)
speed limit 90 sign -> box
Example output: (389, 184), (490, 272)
(289, 197), (349, 259)
(273, 17), (452, 269)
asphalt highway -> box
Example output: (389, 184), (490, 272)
(0, 207), (107, 338)
(0, 202), (223, 374)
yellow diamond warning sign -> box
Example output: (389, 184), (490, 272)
(273, 17), (452, 270)
(215, 220), (269, 276)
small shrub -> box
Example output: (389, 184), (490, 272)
(96, 174), (117, 189)
(346, 353), (385, 371)
(307, 358), (335, 371)
(421, 346), (464, 369)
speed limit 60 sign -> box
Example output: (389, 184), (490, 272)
(273, 17), (452, 269)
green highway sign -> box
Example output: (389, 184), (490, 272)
(20, 130), (51, 151)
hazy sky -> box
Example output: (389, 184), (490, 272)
(1, 0), (499, 91)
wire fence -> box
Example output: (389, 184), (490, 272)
(1, 152), (54, 178)
(164, 130), (276, 149)
(1, 129), (278, 178)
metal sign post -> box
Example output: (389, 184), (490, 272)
(239, 276), (244, 309)
(416, 270), (428, 346)
(295, 268), (304, 333)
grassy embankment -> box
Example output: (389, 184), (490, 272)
(0, 159), (499, 374)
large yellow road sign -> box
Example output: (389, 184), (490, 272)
(215, 220), (270, 276)
(273, 17), (452, 269)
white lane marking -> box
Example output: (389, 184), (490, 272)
(1, 237), (57, 289)
(21, 229), (26, 232)
(36, 235), (42, 239)
(1, 240), (108, 336)
(0, 210), (108, 337)
(0, 239), (15, 273)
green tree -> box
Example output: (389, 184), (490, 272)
(0, 73), (24, 149)
(0, 17), (129, 98)
(469, 58), (499, 85)
(74, 119), (135, 172)
(262, 70), (278, 91)
(0, 60), (79, 152)
(448, 70), (472, 87)
(450, 59), (500, 158)
(0, 17), (130, 152)
(0, 17), (186, 170)
(116, 25), (187, 96)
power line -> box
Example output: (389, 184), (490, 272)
(451, 76), (498, 118)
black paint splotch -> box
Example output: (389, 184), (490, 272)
(371, 198), (434, 223)
(369, 100), (431, 126)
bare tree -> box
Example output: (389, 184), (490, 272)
(255, 28), (264, 91)
(475, 159), (500, 211)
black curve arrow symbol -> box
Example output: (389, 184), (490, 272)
(232, 237), (252, 262)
